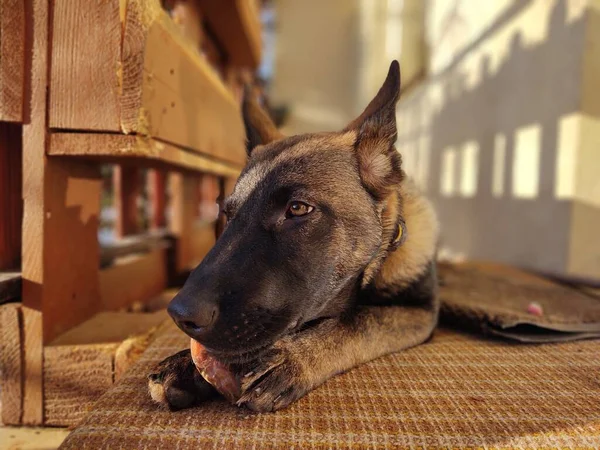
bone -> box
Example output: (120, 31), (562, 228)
(190, 339), (241, 403)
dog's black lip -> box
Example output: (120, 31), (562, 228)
(194, 340), (275, 365)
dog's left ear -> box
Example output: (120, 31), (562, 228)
(345, 61), (402, 199)
(242, 86), (283, 155)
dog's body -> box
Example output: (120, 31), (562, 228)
(149, 61), (440, 412)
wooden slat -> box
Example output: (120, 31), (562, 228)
(21, 307), (42, 425)
(113, 165), (140, 237)
(0, 123), (22, 270)
(49, 0), (247, 166)
(0, 303), (23, 425)
(198, 0), (262, 68)
(169, 173), (197, 272)
(147, 169), (167, 230)
(49, 0), (121, 130)
(49, 132), (241, 178)
(0, 0), (25, 121)
(50, 310), (167, 346)
(44, 343), (118, 427)
(99, 248), (168, 312)
(21, 0), (48, 424)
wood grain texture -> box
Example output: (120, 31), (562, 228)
(20, 307), (42, 425)
(49, 132), (241, 177)
(43, 343), (118, 427)
(20, 0), (48, 425)
(99, 248), (168, 312)
(198, 0), (262, 68)
(0, 123), (22, 271)
(0, 0), (25, 121)
(113, 165), (140, 237)
(121, 0), (247, 165)
(0, 303), (23, 425)
(49, 0), (121, 130)
(48, 0), (247, 164)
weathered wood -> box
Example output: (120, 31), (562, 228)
(0, 123), (22, 270)
(99, 248), (168, 312)
(49, 133), (241, 177)
(0, 0), (25, 121)
(43, 343), (118, 427)
(113, 165), (141, 237)
(0, 272), (21, 304)
(0, 303), (23, 425)
(49, 0), (247, 166)
(147, 170), (167, 230)
(49, 0), (121, 130)
(21, 307), (42, 425)
(21, 0), (48, 424)
(198, 0), (262, 68)
(42, 160), (103, 343)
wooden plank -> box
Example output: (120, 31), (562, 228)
(189, 219), (217, 268)
(169, 173), (197, 272)
(21, 307), (42, 425)
(0, 303), (23, 425)
(122, 0), (246, 165)
(49, 0), (122, 130)
(43, 343), (118, 427)
(49, 132), (241, 177)
(49, 0), (246, 165)
(198, 0), (262, 68)
(0, 123), (22, 270)
(113, 165), (140, 237)
(0, 271), (21, 304)
(42, 160), (103, 343)
(21, 0), (48, 425)
(0, 0), (25, 121)
(50, 310), (167, 346)
(99, 248), (168, 312)
(147, 169), (167, 230)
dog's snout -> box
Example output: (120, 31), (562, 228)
(167, 292), (219, 338)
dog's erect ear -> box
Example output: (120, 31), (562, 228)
(345, 61), (402, 199)
(242, 86), (283, 155)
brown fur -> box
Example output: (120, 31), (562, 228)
(149, 61), (440, 412)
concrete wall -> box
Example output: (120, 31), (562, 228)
(397, 0), (600, 278)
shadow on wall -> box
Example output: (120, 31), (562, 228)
(399, 1), (598, 274)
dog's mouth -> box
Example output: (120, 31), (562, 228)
(194, 318), (302, 365)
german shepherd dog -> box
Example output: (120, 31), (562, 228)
(149, 61), (440, 412)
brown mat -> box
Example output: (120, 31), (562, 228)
(439, 262), (600, 342)
(60, 320), (600, 449)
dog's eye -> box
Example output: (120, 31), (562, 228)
(286, 201), (314, 218)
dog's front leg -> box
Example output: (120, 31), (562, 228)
(237, 302), (438, 412)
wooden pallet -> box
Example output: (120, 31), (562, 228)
(0, 0), (262, 426)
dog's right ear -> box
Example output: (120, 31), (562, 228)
(242, 86), (283, 155)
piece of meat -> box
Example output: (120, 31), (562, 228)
(190, 338), (241, 403)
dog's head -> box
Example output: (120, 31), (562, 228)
(168, 61), (403, 362)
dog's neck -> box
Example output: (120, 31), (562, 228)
(363, 177), (439, 293)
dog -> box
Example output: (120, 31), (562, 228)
(148, 61), (440, 413)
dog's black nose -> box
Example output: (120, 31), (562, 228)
(167, 292), (219, 338)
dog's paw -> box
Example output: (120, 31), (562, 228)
(148, 349), (215, 410)
(236, 347), (309, 413)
